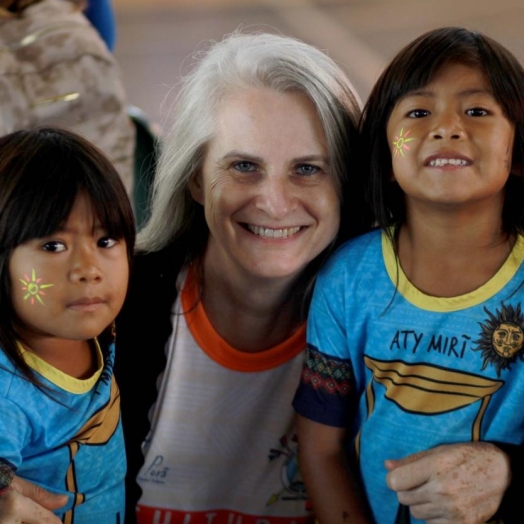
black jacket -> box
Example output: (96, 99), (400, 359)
(115, 241), (186, 524)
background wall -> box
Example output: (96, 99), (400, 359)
(113, 0), (524, 128)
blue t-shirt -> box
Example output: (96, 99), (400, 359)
(294, 229), (524, 524)
(0, 340), (125, 524)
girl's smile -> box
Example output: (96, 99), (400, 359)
(386, 62), (515, 210)
(424, 152), (472, 168)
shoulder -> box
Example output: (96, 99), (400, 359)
(321, 228), (383, 277)
(0, 353), (17, 398)
(310, 229), (385, 309)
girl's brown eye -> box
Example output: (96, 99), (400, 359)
(407, 109), (430, 118)
(98, 237), (118, 248)
(466, 108), (489, 117)
(42, 241), (66, 252)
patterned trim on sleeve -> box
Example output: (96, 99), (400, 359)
(292, 344), (355, 427)
(301, 344), (354, 395)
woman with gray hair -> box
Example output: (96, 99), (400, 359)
(0, 31), (370, 523)
(116, 30), (370, 524)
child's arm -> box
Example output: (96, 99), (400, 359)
(297, 415), (372, 524)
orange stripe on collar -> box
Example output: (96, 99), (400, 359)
(181, 266), (306, 372)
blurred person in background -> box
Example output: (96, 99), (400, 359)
(0, 0), (134, 195)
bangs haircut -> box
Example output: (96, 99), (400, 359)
(0, 127), (135, 262)
(0, 127), (135, 391)
(361, 26), (524, 235)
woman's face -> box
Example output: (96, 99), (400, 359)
(190, 87), (340, 284)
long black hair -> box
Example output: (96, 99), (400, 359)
(0, 127), (135, 388)
(361, 27), (524, 238)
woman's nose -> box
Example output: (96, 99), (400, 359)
(255, 174), (298, 220)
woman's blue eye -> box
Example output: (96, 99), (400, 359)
(98, 237), (117, 248)
(407, 109), (430, 118)
(42, 241), (66, 252)
(233, 161), (256, 173)
(296, 164), (319, 176)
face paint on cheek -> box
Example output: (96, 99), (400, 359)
(392, 127), (415, 158)
(19, 269), (54, 306)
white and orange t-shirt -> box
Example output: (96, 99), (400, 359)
(136, 268), (313, 524)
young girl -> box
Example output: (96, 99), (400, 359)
(0, 127), (135, 523)
(293, 27), (524, 524)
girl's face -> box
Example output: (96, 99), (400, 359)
(386, 62), (515, 212)
(9, 193), (129, 351)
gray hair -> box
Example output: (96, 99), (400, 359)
(138, 30), (362, 253)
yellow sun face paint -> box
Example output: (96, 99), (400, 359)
(392, 128), (415, 157)
(20, 269), (54, 306)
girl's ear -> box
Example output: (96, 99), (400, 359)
(188, 172), (204, 205)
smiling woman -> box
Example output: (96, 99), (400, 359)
(190, 87), (339, 293)
(111, 31), (370, 524)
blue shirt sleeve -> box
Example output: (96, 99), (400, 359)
(293, 255), (357, 427)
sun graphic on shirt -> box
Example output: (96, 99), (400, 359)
(20, 269), (54, 305)
(473, 303), (524, 376)
(392, 128), (415, 157)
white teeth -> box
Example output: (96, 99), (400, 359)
(429, 158), (468, 167)
(247, 225), (302, 238)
